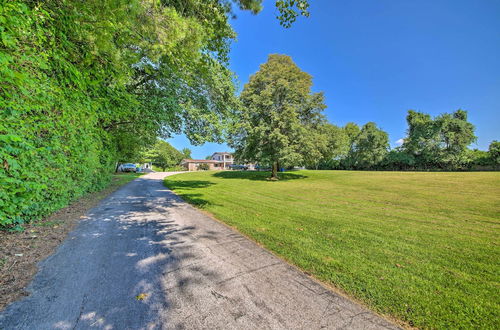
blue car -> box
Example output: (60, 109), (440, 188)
(229, 164), (248, 170)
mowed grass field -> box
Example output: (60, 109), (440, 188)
(164, 170), (500, 329)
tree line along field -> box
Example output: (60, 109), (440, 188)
(164, 170), (500, 329)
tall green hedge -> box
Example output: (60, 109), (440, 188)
(0, 2), (115, 226)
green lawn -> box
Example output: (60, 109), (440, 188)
(164, 170), (500, 329)
(112, 172), (144, 185)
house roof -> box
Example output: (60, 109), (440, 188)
(182, 159), (219, 163)
(211, 152), (232, 156)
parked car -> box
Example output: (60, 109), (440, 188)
(229, 164), (248, 170)
(121, 163), (137, 172)
(255, 165), (271, 171)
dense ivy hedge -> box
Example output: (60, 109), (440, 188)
(0, 2), (114, 226)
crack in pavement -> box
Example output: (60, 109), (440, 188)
(72, 294), (87, 330)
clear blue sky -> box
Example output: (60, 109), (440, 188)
(169, 0), (500, 159)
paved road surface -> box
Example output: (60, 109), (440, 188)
(0, 172), (399, 330)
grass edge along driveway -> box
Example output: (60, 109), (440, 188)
(164, 170), (500, 329)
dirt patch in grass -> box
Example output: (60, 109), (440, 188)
(0, 173), (141, 311)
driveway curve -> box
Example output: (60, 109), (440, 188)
(0, 172), (399, 330)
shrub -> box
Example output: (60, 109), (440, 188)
(198, 163), (210, 171)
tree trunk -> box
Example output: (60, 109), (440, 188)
(270, 161), (279, 180)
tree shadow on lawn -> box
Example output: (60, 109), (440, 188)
(174, 193), (215, 208)
(165, 180), (215, 190)
(163, 180), (217, 208)
(213, 171), (307, 181)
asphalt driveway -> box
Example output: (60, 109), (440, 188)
(0, 172), (399, 329)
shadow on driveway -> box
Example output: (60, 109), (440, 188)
(0, 176), (223, 329)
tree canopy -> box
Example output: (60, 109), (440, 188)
(348, 122), (389, 169)
(402, 110), (476, 169)
(142, 140), (184, 171)
(181, 148), (192, 159)
(230, 54), (326, 179)
(488, 141), (500, 165)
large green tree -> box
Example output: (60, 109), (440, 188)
(488, 141), (500, 165)
(402, 110), (476, 169)
(402, 111), (438, 168)
(312, 123), (350, 170)
(181, 148), (192, 159)
(230, 54), (326, 179)
(340, 122), (361, 169)
(143, 140), (184, 171)
(349, 122), (389, 169)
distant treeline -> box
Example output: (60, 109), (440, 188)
(230, 55), (498, 177)
(309, 110), (499, 171)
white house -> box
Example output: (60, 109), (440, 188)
(181, 152), (234, 171)
(210, 152), (234, 169)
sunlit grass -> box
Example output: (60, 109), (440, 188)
(165, 170), (500, 329)
(111, 172), (143, 185)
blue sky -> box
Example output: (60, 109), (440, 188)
(169, 0), (500, 159)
